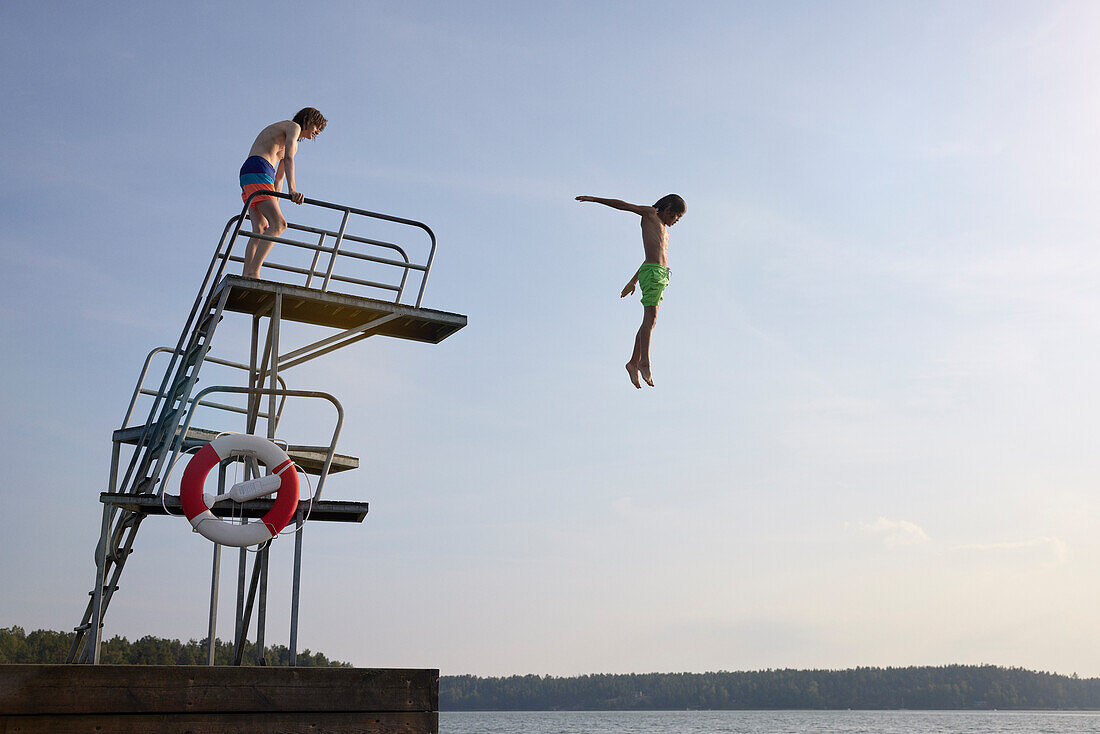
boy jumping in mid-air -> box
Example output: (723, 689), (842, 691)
(240, 107), (327, 278)
(575, 193), (687, 388)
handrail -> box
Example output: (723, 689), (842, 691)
(223, 255), (403, 294)
(237, 222), (417, 267)
(232, 191), (437, 307)
(122, 347), (288, 429)
(166, 386), (344, 503)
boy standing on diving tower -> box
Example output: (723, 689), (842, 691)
(240, 107), (328, 278)
(575, 194), (687, 388)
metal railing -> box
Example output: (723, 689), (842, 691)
(171, 386), (344, 503)
(120, 346), (289, 430)
(225, 191), (439, 307)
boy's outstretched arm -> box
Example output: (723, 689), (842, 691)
(576, 195), (654, 216)
(621, 268), (640, 298)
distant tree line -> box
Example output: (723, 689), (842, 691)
(440, 666), (1100, 710)
(0, 626), (349, 667)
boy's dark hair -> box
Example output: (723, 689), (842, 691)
(293, 107), (328, 133)
(653, 194), (686, 215)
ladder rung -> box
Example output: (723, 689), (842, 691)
(87, 586), (120, 596)
(184, 343), (205, 367)
(198, 313), (222, 334)
(164, 383), (190, 407)
(149, 414), (180, 442)
(170, 383), (190, 401)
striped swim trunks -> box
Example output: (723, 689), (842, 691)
(239, 155), (276, 207)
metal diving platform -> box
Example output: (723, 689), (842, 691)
(67, 188), (466, 696)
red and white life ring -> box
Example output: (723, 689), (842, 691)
(179, 434), (299, 547)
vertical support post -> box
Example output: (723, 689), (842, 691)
(233, 543), (265, 665)
(234, 546), (247, 658)
(255, 293), (281, 664)
(321, 210), (350, 292)
(256, 545), (269, 665)
(247, 313), (265, 435)
(268, 294), (281, 440)
(89, 503), (112, 664)
(289, 509), (305, 666)
(108, 441), (121, 494)
(206, 464), (226, 665)
(236, 316), (261, 655)
(304, 232), (326, 289)
(207, 541), (221, 665)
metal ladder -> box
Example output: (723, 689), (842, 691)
(67, 225), (237, 663)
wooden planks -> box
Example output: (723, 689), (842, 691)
(0, 711), (435, 734)
(0, 666), (437, 734)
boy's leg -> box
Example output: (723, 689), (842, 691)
(625, 340), (642, 389)
(637, 304), (658, 386)
(243, 199), (287, 278)
(242, 207), (268, 278)
(626, 304), (658, 388)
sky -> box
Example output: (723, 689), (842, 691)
(2, 0), (1100, 678)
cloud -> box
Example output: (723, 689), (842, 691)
(611, 496), (636, 516)
(951, 536), (1069, 564)
(859, 517), (930, 547)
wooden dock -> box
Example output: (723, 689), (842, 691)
(0, 665), (437, 733)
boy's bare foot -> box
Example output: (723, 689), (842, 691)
(639, 363), (654, 387)
(625, 362), (642, 389)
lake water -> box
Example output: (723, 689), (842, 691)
(440, 709), (1100, 733)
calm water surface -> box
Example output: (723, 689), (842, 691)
(441, 710), (1100, 733)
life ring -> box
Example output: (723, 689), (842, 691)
(180, 434), (299, 547)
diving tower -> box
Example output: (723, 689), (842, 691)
(66, 192), (466, 668)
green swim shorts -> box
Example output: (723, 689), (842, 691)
(638, 263), (671, 306)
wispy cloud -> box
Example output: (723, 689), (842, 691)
(859, 517), (930, 547)
(611, 496), (636, 516)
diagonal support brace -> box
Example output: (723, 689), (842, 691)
(277, 313), (400, 371)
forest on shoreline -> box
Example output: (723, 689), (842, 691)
(5, 627), (1100, 710)
(440, 666), (1100, 711)
(0, 625), (347, 667)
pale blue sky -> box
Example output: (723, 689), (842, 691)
(3, 1), (1100, 677)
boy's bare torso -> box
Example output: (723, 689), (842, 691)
(247, 121), (297, 167)
(640, 211), (670, 267)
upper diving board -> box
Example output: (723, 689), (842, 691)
(215, 275), (467, 344)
